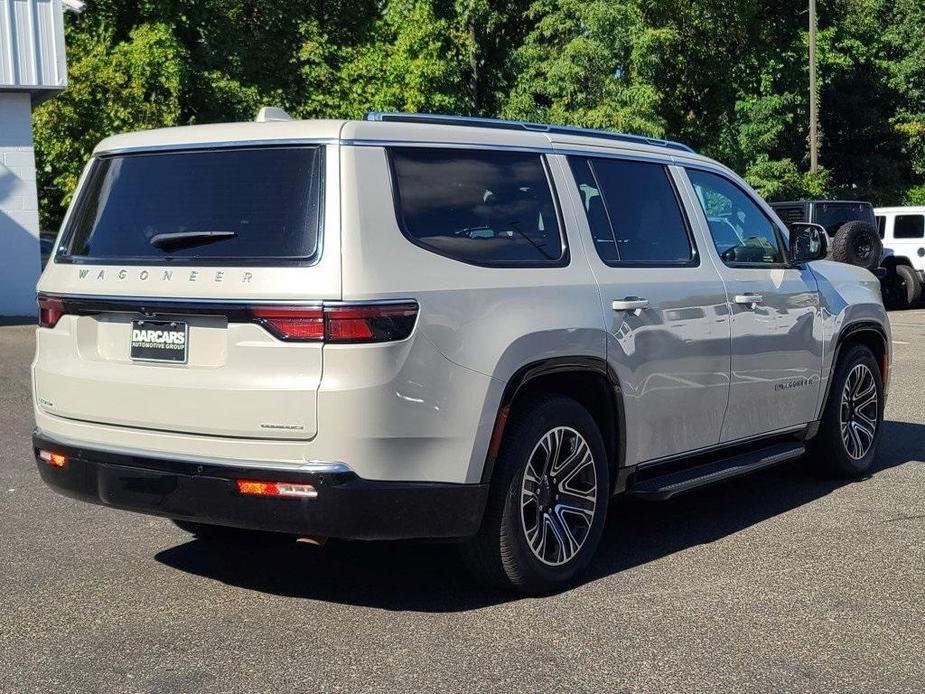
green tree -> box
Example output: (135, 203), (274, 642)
(502, 0), (663, 134)
(33, 23), (185, 230)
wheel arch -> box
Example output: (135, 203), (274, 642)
(480, 357), (628, 495)
(818, 321), (890, 421)
(881, 255), (913, 270)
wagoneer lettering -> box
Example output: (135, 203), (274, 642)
(32, 112), (891, 594)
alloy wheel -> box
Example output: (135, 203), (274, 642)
(520, 426), (598, 566)
(839, 363), (878, 460)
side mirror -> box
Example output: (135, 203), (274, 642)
(789, 222), (828, 264)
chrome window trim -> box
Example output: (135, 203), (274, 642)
(94, 138), (339, 157)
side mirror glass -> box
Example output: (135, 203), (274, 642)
(789, 222), (828, 264)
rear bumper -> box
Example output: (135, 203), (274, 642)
(32, 431), (488, 540)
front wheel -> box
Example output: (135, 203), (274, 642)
(806, 344), (884, 478)
(460, 395), (609, 594)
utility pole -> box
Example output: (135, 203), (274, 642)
(809, 0), (819, 173)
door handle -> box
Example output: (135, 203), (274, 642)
(612, 297), (649, 316)
(733, 293), (764, 308)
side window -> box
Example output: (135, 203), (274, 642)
(388, 148), (565, 266)
(568, 156), (695, 265)
(894, 215), (924, 239)
(876, 215), (886, 239)
(687, 169), (784, 265)
(567, 158), (619, 263)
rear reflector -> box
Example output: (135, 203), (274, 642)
(236, 479), (318, 498)
(38, 296), (66, 328)
(252, 302), (417, 344)
(38, 450), (67, 468)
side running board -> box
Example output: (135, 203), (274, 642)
(627, 441), (805, 501)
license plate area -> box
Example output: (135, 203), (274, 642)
(130, 320), (188, 364)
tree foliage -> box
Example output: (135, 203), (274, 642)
(33, 0), (925, 230)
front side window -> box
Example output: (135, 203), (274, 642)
(389, 148), (565, 266)
(63, 146), (324, 263)
(894, 215), (925, 239)
(687, 169), (784, 265)
(568, 157), (695, 265)
(876, 215), (886, 239)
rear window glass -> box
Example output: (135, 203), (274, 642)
(389, 148), (565, 266)
(63, 147), (323, 263)
(894, 214), (925, 239)
(814, 203), (876, 236)
(569, 156), (694, 265)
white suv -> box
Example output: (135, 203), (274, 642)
(33, 112), (891, 593)
(875, 206), (925, 308)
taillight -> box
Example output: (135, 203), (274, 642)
(324, 303), (418, 343)
(252, 306), (324, 341)
(252, 302), (417, 344)
(38, 296), (66, 328)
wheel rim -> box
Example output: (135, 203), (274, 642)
(853, 236), (872, 260)
(520, 426), (598, 567)
(839, 363), (879, 460)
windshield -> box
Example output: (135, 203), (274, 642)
(62, 146), (323, 263)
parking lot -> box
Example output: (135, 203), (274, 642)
(1, 311), (924, 693)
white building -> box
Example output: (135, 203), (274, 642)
(0, 0), (73, 317)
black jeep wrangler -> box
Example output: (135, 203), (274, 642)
(769, 200), (919, 307)
(770, 200), (883, 271)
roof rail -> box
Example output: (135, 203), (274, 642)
(364, 112), (695, 154)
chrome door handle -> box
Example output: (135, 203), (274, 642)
(612, 297), (649, 316)
(733, 293), (763, 308)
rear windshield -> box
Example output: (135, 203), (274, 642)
(62, 146), (323, 263)
(814, 202), (875, 236)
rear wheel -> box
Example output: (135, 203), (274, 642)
(805, 344), (883, 478)
(461, 395), (609, 594)
(894, 265), (922, 309)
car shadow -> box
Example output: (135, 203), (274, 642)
(155, 419), (925, 612)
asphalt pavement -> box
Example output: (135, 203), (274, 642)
(2, 312), (924, 693)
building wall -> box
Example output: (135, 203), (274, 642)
(0, 92), (41, 317)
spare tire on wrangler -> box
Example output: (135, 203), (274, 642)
(831, 221), (882, 271)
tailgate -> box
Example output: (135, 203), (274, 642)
(34, 301), (321, 440)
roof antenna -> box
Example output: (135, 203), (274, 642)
(255, 107), (292, 123)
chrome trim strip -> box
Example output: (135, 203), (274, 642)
(34, 429), (353, 474)
(342, 138), (556, 154)
(39, 292), (417, 308)
(94, 138), (339, 156)
(341, 139), (678, 167)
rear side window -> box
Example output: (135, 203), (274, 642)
(568, 157), (695, 265)
(894, 215), (925, 239)
(63, 146), (324, 263)
(876, 216), (886, 239)
(388, 148), (565, 266)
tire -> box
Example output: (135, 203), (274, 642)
(831, 221), (882, 271)
(894, 265), (922, 308)
(805, 344), (883, 478)
(171, 519), (289, 545)
(460, 395), (609, 594)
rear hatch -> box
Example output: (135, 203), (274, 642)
(34, 144), (337, 441)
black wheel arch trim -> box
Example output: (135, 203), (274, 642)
(817, 321), (889, 423)
(480, 356), (628, 494)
